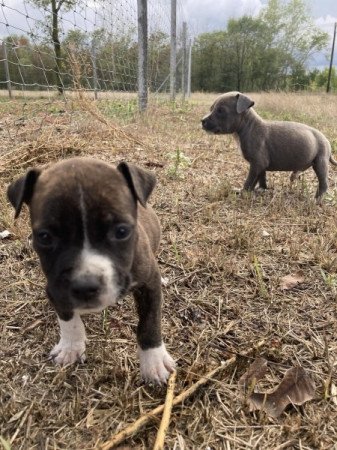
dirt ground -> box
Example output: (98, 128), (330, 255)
(0, 91), (337, 449)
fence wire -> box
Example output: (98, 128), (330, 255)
(0, 0), (187, 98)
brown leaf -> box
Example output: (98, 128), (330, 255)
(248, 366), (315, 418)
(144, 161), (164, 168)
(239, 358), (268, 392)
(280, 271), (305, 290)
(109, 318), (122, 329)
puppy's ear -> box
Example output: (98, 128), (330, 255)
(7, 169), (41, 218)
(117, 162), (156, 207)
(236, 93), (254, 114)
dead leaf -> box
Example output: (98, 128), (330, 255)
(109, 318), (122, 329)
(239, 358), (268, 392)
(144, 161), (164, 168)
(280, 271), (305, 290)
(8, 409), (26, 423)
(248, 366), (315, 418)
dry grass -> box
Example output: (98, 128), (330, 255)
(0, 91), (337, 449)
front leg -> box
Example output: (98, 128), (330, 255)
(133, 270), (175, 383)
(50, 311), (87, 365)
(258, 171), (267, 189)
(243, 164), (265, 191)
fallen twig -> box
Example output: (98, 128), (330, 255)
(153, 370), (177, 450)
(99, 339), (265, 450)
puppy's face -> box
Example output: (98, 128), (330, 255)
(7, 158), (156, 319)
(201, 92), (254, 134)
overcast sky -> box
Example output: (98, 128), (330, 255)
(1, 0), (336, 68)
(183, 0), (336, 34)
(182, 0), (336, 67)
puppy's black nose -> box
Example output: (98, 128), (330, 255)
(71, 276), (101, 301)
(201, 118), (207, 126)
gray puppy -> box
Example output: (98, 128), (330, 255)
(202, 91), (336, 200)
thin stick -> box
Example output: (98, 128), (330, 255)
(99, 340), (265, 450)
(153, 370), (177, 450)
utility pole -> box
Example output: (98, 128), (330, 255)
(170, 0), (177, 101)
(137, 0), (148, 111)
(327, 22), (336, 93)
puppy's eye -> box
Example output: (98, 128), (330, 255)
(35, 230), (53, 247)
(113, 224), (132, 241)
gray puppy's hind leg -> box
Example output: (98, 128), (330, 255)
(312, 157), (329, 201)
(290, 171), (302, 183)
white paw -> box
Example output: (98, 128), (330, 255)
(161, 276), (169, 286)
(138, 343), (176, 384)
(50, 340), (86, 365)
(50, 313), (87, 365)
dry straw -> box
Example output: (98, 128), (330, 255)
(1, 92), (337, 449)
(153, 370), (177, 450)
(99, 340), (265, 449)
(0, 47), (148, 179)
(67, 45), (146, 148)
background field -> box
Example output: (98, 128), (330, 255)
(0, 92), (337, 449)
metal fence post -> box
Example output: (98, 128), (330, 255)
(181, 21), (187, 101)
(187, 38), (192, 98)
(137, 0), (148, 112)
(2, 41), (12, 98)
(91, 38), (98, 100)
(170, 0), (177, 101)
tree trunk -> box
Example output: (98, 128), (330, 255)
(52, 0), (63, 93)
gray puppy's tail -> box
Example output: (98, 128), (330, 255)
(330, 155), (337, 166)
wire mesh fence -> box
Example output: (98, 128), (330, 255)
(0, 0), (188, 102)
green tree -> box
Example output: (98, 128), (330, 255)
(148, 31), (170, 92)
(192, 31), (230, 91)
(0, 35), (57, 90)
(314, 67), (337, 91)
(259, 0), (328, 78)
(226, 16), (274, 91)
(191, 0), (329, 93)
(63, 29), (91, 89)
(29, 0), (77, 93)
(92, 28), (137, 91)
